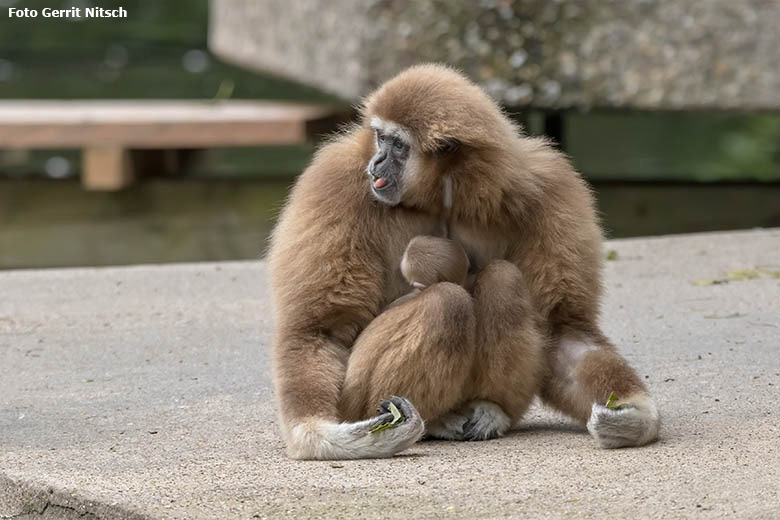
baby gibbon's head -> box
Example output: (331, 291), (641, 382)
(400, 236), (469, 288)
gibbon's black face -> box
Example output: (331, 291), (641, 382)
(367, 117), (410, 206)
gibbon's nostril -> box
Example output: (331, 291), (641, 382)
(372, 151), (388, 169)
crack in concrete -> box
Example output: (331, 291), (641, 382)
(3, 500), (99, 519)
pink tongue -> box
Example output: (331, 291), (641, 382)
(374, 177), (388, 189)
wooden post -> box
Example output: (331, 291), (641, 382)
(82, 147), (134, 191)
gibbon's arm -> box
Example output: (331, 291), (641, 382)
(267, 138), (424, 459)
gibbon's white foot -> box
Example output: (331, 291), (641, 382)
(287, 397), (424, 460)
(586, 395), (660, 449)
(541, 332), (660, 449)
(427, 400), (511, 441)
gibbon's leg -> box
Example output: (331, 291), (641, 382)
(427, 260), (544, 441)
(539, 330), (660, 448)
(274, 330), (428, 460)
(339, 282), (476, 424)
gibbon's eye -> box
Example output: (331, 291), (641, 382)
(435, 138), (460, 157)
(376, 131), (385, 144)
(393, 138), (405, 151)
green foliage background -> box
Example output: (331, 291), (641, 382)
(0, 0), (332, 100)
(0, 0), (778, 181)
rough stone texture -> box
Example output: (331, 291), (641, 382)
(209, 0), (780, 110)
(2, 228), (780, 518)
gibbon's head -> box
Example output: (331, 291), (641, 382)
(400, 236), (469, 288)
(362, 63), (516, 208)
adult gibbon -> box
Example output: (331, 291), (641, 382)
(268, 64), (659, 460)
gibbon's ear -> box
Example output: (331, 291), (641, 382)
(433, 137), (461, 157)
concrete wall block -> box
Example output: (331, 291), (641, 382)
(209, 0), (780, 110)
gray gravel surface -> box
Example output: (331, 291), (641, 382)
(1, 229), (779, 519)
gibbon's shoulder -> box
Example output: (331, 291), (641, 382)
(271, 126), (384, 256)
(290, 125), (374, 207)
(512, 135), (592, 198)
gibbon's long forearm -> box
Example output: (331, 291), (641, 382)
(274, 330), (426, 460)
(267, 146), (433, 458)
(273, 331), (348, 425)
(272, 278), (433, 461)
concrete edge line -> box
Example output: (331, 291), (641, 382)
(0, 474), (147, 520)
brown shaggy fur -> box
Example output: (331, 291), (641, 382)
(384, 236), (470, 310)
(268, 64), (655, 459)
(401, 236), (469, 288)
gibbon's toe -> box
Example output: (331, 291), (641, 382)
(426, 400), (511, 441)
(461, 401), (511, 441)
(586, 400), (660, 449)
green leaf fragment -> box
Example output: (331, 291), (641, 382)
(388, 401), (403, 424)
(605, 391), (630, 410)
(726, 269), (760, 281)
(368, 422), (392, 434)
(694, 268), (780, 286)
(703, 312), (746, 319)
(606, 250), (618, 261)
(692, 278), (723, 286)
(368, 401), (405, 434)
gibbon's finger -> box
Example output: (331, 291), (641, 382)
(388, 396), (418, 421)
(378, 399), (393, 415)
(378, 396), (411, 415)
(375, 397), (409, 426)
(366, 412), (396, 433)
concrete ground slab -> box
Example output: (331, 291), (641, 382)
(1, 229), (779, 519)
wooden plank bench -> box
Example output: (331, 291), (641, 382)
(0, 100), (348, 190)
